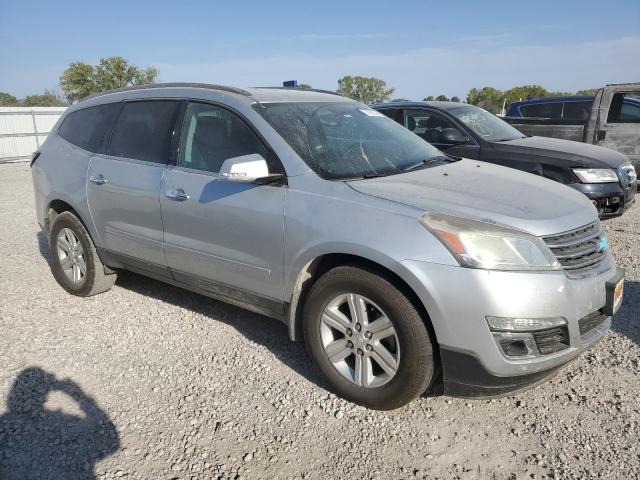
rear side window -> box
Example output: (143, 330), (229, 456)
(562, 101), (592, 121)
(520, 102), (562, 119)
(108, 101), (179, 163)
(57, 103), (120, 153)
(520, 102), (562, 118)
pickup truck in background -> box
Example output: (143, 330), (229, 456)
(504, 83), (640, 170)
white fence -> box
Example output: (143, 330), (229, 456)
(0, 107), (66, 163)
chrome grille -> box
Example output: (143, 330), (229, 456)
(543, 222), (606, 276)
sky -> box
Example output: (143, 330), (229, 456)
(1, 0), (639, 100)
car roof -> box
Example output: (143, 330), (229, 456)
(79, 82), (351, 105)
(507, 96), (595, 108)
(371, 101), (469, 111)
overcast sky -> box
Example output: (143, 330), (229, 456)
(1, 0), (639, 100)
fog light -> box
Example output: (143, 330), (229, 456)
(486, 316), (566, 332)
(499, 339), (530, 357)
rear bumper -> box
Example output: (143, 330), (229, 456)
(568, 181), (636, 218)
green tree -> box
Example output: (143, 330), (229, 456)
(22, 89), (68, 107)
(391, 98), (411, 102)
(423, 95), (435, 101)
(435, 95), (449, 101)
(467, 87), (504, 114)
(503, 85), (550, 105)
(451, 96), (461, 102)
(298, 83), (312, 89)
(0, 92), (20, 106)
(60, 57), (159, 103)
(336, 76), (395, 103)
(575, 88), (600, 96)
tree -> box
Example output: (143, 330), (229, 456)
(22, 89), (68, 107)
(298, 83), (312, 89)
(60, 57), (159, 103)
(0, 92), (20, 106)
(391, 98), (411, 102)
(423, 96), (435, 101)
(336, 76), (395, 103)
(466, 87), (504, 114)
(575, 88), (600, 96)
(451, 96), (461, 102)
(435, 95), (449, 101)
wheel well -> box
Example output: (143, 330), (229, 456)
(45, 200), (76, 232)
(290, 253), (441, 378)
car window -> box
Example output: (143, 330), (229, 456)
(253, 102), (445, 180)
(448, 105), (525, 142)
(177, 102), (268, 174)
(404, 109), (459, 143)
(520, 102), (562, 119)
(562, 101), (592, 121)
(108, 100), (179, 163)
(607, 93), (640, 123)
(58, 103), (120, 153)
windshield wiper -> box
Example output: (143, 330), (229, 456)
(402, 156), (452, 173)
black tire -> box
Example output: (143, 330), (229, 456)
(49, 211), (116, 297)
(303, 265), (435, 410)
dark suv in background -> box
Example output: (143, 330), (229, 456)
(372, 101), (636, 218)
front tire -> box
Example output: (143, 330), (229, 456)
(49, 211), (116, 297)
(303, 265), (435, 410)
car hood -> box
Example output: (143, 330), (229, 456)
(492, 136), (630, 169)
(347, 159), (597, 237)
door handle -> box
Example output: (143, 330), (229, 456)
(89, 174), (107, 185)
(165, 189), (190, 201)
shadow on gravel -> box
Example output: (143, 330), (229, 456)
(612, 281), (640, 346)
(115, 271), (329, 391)
(37, 230), (53, 267)
(0, 367), (119, 480)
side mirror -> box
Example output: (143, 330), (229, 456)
(439, 128), (469, 145)
(218, 154), (284, 184)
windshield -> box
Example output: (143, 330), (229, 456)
(449, 105), (525, 142)
(253, 102), (446, 179)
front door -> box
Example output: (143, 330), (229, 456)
(598, 89), (640, 170)
(403, 108), (480, 159)
(160, 102), (286, 313)
(86, 99), (180, 275)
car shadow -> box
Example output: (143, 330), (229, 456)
(0, 368), (119, 479)
(37, 230), (53, 268)
(113, 270), (329, 392)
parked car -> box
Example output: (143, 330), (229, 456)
(503, 83), (640, 170)
(372, 101), (636, 218)
(32, 83), (624, 410)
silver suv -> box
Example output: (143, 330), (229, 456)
(31, 84), (625, 410)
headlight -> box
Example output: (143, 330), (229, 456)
(572, 168), (618, 183)
(419, 212), (561, 271)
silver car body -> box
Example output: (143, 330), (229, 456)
(31, 84), (621, 397)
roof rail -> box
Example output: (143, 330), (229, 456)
(255, 86), (343, 97)
(80, 82), (253, 102)
(605, 82), (640, 87)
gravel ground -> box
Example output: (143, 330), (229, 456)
(0, 162), (638, 480)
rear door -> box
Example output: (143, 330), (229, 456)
(87, 100), (180, 275)
(160, 101), (286, 313)
(598, 88), (640, 169)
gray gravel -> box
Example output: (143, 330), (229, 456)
(0, 162), (638, 480)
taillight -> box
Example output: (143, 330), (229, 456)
(30, 151), (41, 167)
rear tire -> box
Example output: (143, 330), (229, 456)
(49, 211), (116, 297)
(304, 265), (435, 410)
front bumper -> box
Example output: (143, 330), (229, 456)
(398, 257), (622, 397)
(568, 181), (636, 218)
